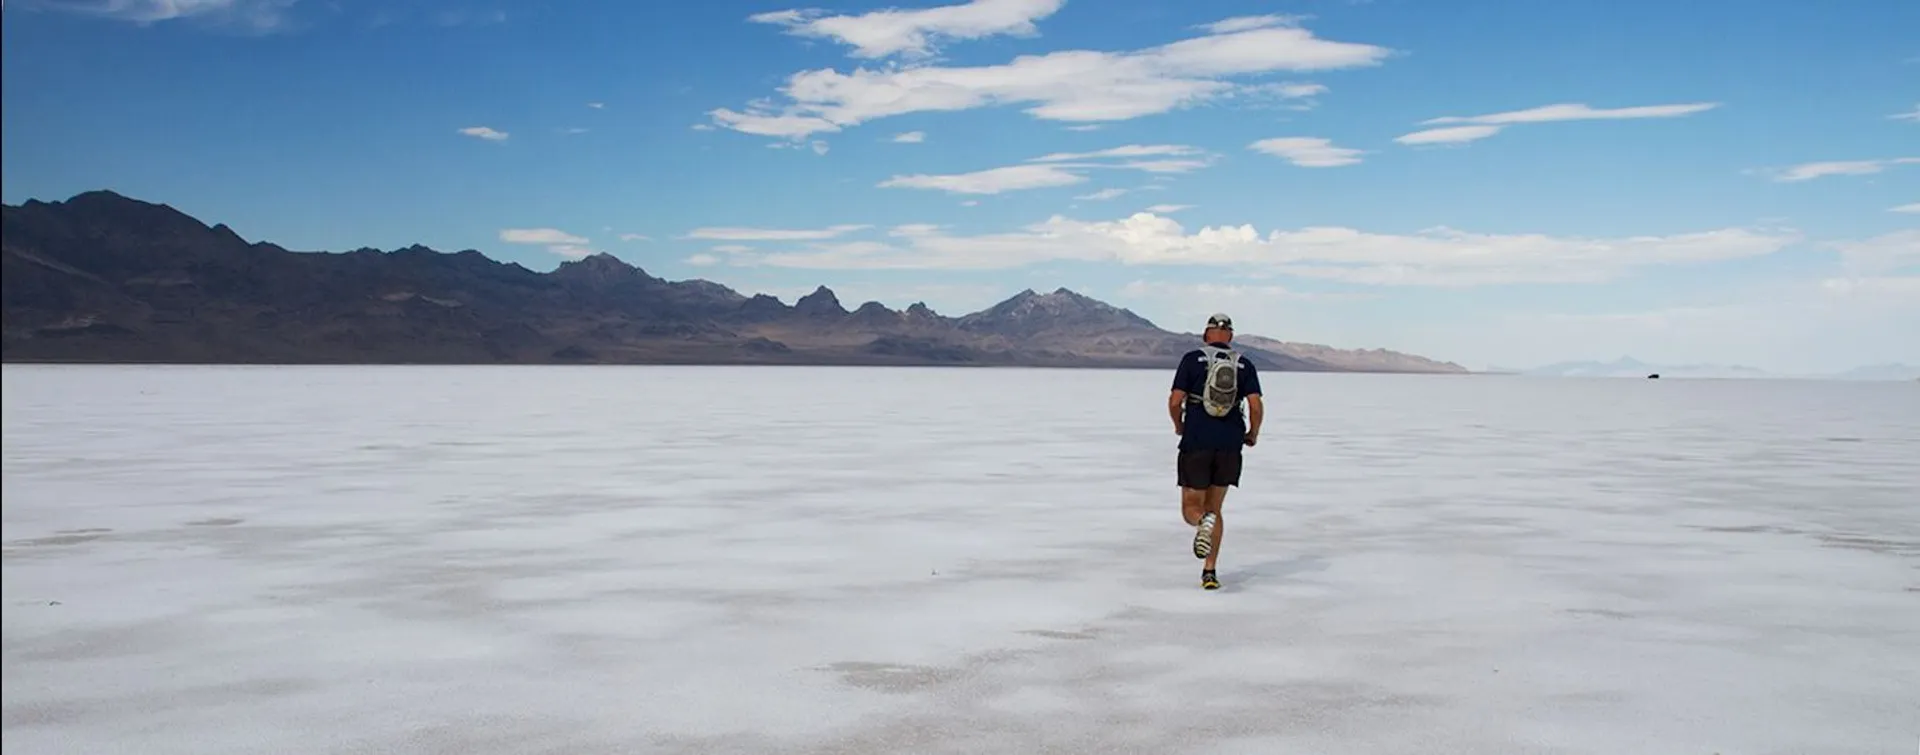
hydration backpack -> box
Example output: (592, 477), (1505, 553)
(1194, 345), (1241, 418)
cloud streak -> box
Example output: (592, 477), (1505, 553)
(710, 210), (1801, 286)
(499, 228), (595, 259)
(20, 0), (297, 32)
(1249, 137), (1364, 167)
(682, 224), (871, 241)
(458, 126), (508, 141)
(748, 0), (1065, 60)
(1769, 157), (1920, 182)
(1394, 101), (1719, 146)
(710, 17), (1390, 139)
(879, 144), (1216, 195)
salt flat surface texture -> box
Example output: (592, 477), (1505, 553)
(4, 365), (1917, 755)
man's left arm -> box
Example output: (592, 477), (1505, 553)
(1242, 359), (1264, 446)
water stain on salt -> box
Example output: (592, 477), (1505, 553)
(12, 528), (114, 547)
(1019, 629), (1098, 641)
(822, 661), (961, 694)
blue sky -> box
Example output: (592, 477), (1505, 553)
(2, 0), (1915, 373)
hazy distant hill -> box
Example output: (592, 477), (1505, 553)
(1518, 357), (1768, 379)
(1233, 334), (1467, 374)
(1828, 363), (1920, 382)
(1, 190), (1465, 372)
(1495, 356), (1918, 381)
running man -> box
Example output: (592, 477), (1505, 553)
(1166, 312), (1263, 590)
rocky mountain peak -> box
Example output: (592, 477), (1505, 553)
(793, 285), (846, 316)
(550, 252), (660, 288)
(958, 286), (1158, 336)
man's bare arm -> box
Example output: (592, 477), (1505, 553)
(1169, 389), (1186, 434)
(1244, 393), (1264, 445)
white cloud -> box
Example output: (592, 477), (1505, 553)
(880, 144), (1215, 195)
(1198, 14), (1299, 35)
(498, 228), (599, 258)
(890, 224), (944, 237)
(1890, 203), (1920, 214)
(880, 164), (1087, 194)
(1063, 124), (1103, 132)
(499, 228), (587, 245)
(1031, 144), (1204, 162)
(1821, 276), (1920, 297)
(1424, 102), (1720, 126)
(587, 102), (606, 109)
(1890, 104), (1920, 122)
(686, 254), (721, 267)
(748, 0), (1065, 60)
(1825, 229), (1920, 275)
(458, 126), (508, 141)
(1260, 82), (1328, 99)
(710, 18), (1391, 139)
(691, 124), (716, 131)
(1120, 279), (1375, 303)
(24, 0), (296, 31)
(1394, 125), (1502, 145)
(1076, 188), (1130, 201)
(892, 131), (927, 143)
(1769, 157), (1920, 182)
(1394, 102), (1718, 145)
(717, 210), (1801, 284)
(683, 224), (870, 241)
(1249, 137), (1364, 167)
(619, 233), (651, 242)
(1144, 204), (1193, 213)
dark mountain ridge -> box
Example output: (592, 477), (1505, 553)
(2, 190), (1466, 373)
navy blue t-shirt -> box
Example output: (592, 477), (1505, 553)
(1172, 343), (1262, 451)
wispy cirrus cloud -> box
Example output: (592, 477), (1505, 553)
(709, 13), (1390, 139)
(499, 228), (595, 259)
(1890, 104), (1920, 122)
(1766, 157), (1920, 182)
(1250, 137), (1364, 167)
(682, 224), (871, 241)
(710, 210), (1801, 286)
(878, 144), (1216, 195)
(1890, 202), (1920, 214)
(1393, 125), (1502, 146)
(458, 126), (509, 141)
(880, 164), (1087, 195)
(1826, 229), (1920, 275)
(18, 0), (297, 32)
(748, 0), (1065, 60)
(1197, 14), (1300, 35)
(892, 131), (927, 143)
(1394, 101), (1719, 146)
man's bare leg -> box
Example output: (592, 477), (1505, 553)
(1180, 487), (1207, 527)
(1201, 485), (1229, 571)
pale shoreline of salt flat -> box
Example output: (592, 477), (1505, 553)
(4, 365), (1916, 754)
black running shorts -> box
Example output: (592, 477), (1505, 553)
(1176, 448), (1243, 489)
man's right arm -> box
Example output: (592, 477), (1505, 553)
(1168, 355), (1193, 435)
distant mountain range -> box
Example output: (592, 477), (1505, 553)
(1, 190), (1468, 373)
(1488, 356), (1919, 381)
